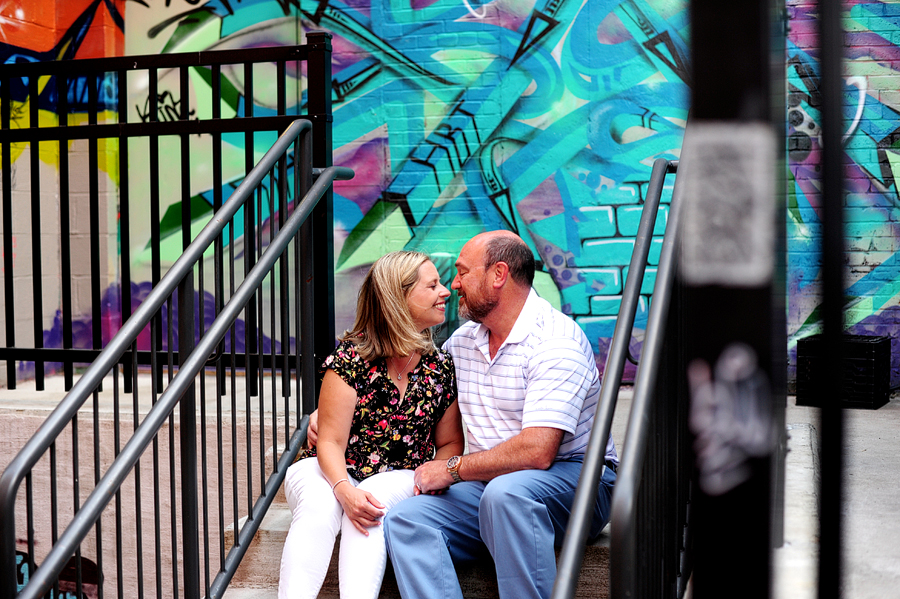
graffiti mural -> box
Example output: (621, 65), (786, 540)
(138, 0), (689, 378)
(7, 0), (900, 386)
(2, 0), (689, 382)
(787, 0), (900, 385)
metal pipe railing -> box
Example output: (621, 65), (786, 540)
(0, 113), (352, 598)
(552, 157), (677, 599)
(8, 162), (351, 599)
(609, 156), (688, 598)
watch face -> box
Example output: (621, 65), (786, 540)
(447, 456), (460, 469)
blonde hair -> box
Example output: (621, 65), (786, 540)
(341, 251), (437, 361)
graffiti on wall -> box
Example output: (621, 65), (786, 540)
(7, 1), (900, 385)
(4, 0), (689, 381)
(787, 0), (900, 385)
(123, 0), (690, 378)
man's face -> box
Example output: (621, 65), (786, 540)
(452, 242), (499, 323)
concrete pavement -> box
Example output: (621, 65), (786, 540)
(775, 393), (900, 599)
(2, 377), (899, 597)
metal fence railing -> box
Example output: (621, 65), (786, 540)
(0, 118), (353, 599)
(552, 158), (693, 599)
(0, 36), (337, 392)
(0, 35), (354, 599)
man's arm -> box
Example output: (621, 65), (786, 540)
(413, 426), (564, 493)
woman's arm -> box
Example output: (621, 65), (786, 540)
(316, 370), (386, 535)
(315, 370), (356, 486)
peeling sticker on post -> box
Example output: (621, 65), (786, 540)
(679, 122), (776, 287)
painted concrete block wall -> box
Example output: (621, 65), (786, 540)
(4, 0), (900, 388)
(2, 0), (690, 386)
(787, 0), (900, 386)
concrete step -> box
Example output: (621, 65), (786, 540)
(225, 501), (611, 599)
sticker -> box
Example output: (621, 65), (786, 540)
(679, 122), (776, 287)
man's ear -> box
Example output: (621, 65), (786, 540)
(490, 261), (510, 288)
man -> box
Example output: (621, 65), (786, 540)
(384, 230), (618, 599)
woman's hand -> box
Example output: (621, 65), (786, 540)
(306, 409), (319, 447)
(333, 483), (386, 535)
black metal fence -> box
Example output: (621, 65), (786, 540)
(0, 36), (336, 391)
(0, 36), (349, 599)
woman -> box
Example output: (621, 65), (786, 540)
(278, 251), (464, 599)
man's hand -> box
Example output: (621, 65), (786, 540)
(306, 409), (319, 447)
(333, 483), (386, 535)
(413, 460), (453, 495)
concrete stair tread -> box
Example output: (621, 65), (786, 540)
(226, 501), (610, 598)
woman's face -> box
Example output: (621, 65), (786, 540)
(407, 260), (451, 331)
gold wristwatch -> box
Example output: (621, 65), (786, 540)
(447, 455), (463, 483)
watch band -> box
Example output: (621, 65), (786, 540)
(447, 455), (463, 483)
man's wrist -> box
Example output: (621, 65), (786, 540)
(446, 455), (463, 483)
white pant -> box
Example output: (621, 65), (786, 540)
(277, 457), (416, 599)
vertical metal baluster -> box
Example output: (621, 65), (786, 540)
(198, 205), (211, 597)
(28, 75), (44, 389)
(92, 386), (104, 599)
(149, 318), (163, 599)
(292, 139), (302, 428)
(113, 365), (124, 599)
(25, 473), (34, 592)
(277, 60), (291, 448)
(244, 61), (258, 400)
(269, 166), (278, 471)
(149, 68), (162, 390)
(229, 173), (239, 550)
(89, 73), (102, 391)
(132, 346), (145, 599)
(1, 73), (14, 389)
(210, 61), (227, 568)
(72, 413), (83, 599)
(118, 67), (134, 394)
(257, 177), (266, 492)
(88, 70), (105, 594)
(59, 74), (74, 389)
(50, 440), (60, 599)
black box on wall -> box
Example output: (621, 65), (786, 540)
(796, 334), (891, 409)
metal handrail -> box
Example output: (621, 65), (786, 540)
(552, 158), (677, 599)
(609, 156), (687, 597)
(0, 117), (353, 599)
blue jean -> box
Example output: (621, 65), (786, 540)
(384, 458), (616, 599)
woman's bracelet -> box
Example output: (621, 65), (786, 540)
(331, 478), (349, 493)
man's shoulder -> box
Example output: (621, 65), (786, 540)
(442, 321), (480, 356)
(523, 296), (589, 348)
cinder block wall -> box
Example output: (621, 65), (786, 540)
(786, 0), (900, 386)
(3, 2), (900, 388)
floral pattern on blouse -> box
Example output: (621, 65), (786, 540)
(298, 339), (457, 480)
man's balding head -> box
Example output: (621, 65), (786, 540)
(473, 231), (535, 288)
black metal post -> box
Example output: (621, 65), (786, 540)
(685, 1), (785, 597)
(306, 32), (336, 382)
(818, 0), (845, 597)
(179, 64), (201, 599)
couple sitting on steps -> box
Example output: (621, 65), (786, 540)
(278, 230), (618, 599)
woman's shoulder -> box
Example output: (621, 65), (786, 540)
(419, 347), (455, 374)
(323, 338), (369, 371)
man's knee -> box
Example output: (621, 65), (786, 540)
(480, 471), (536, 507)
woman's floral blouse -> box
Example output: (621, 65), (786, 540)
(298, 339), (457, 480)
